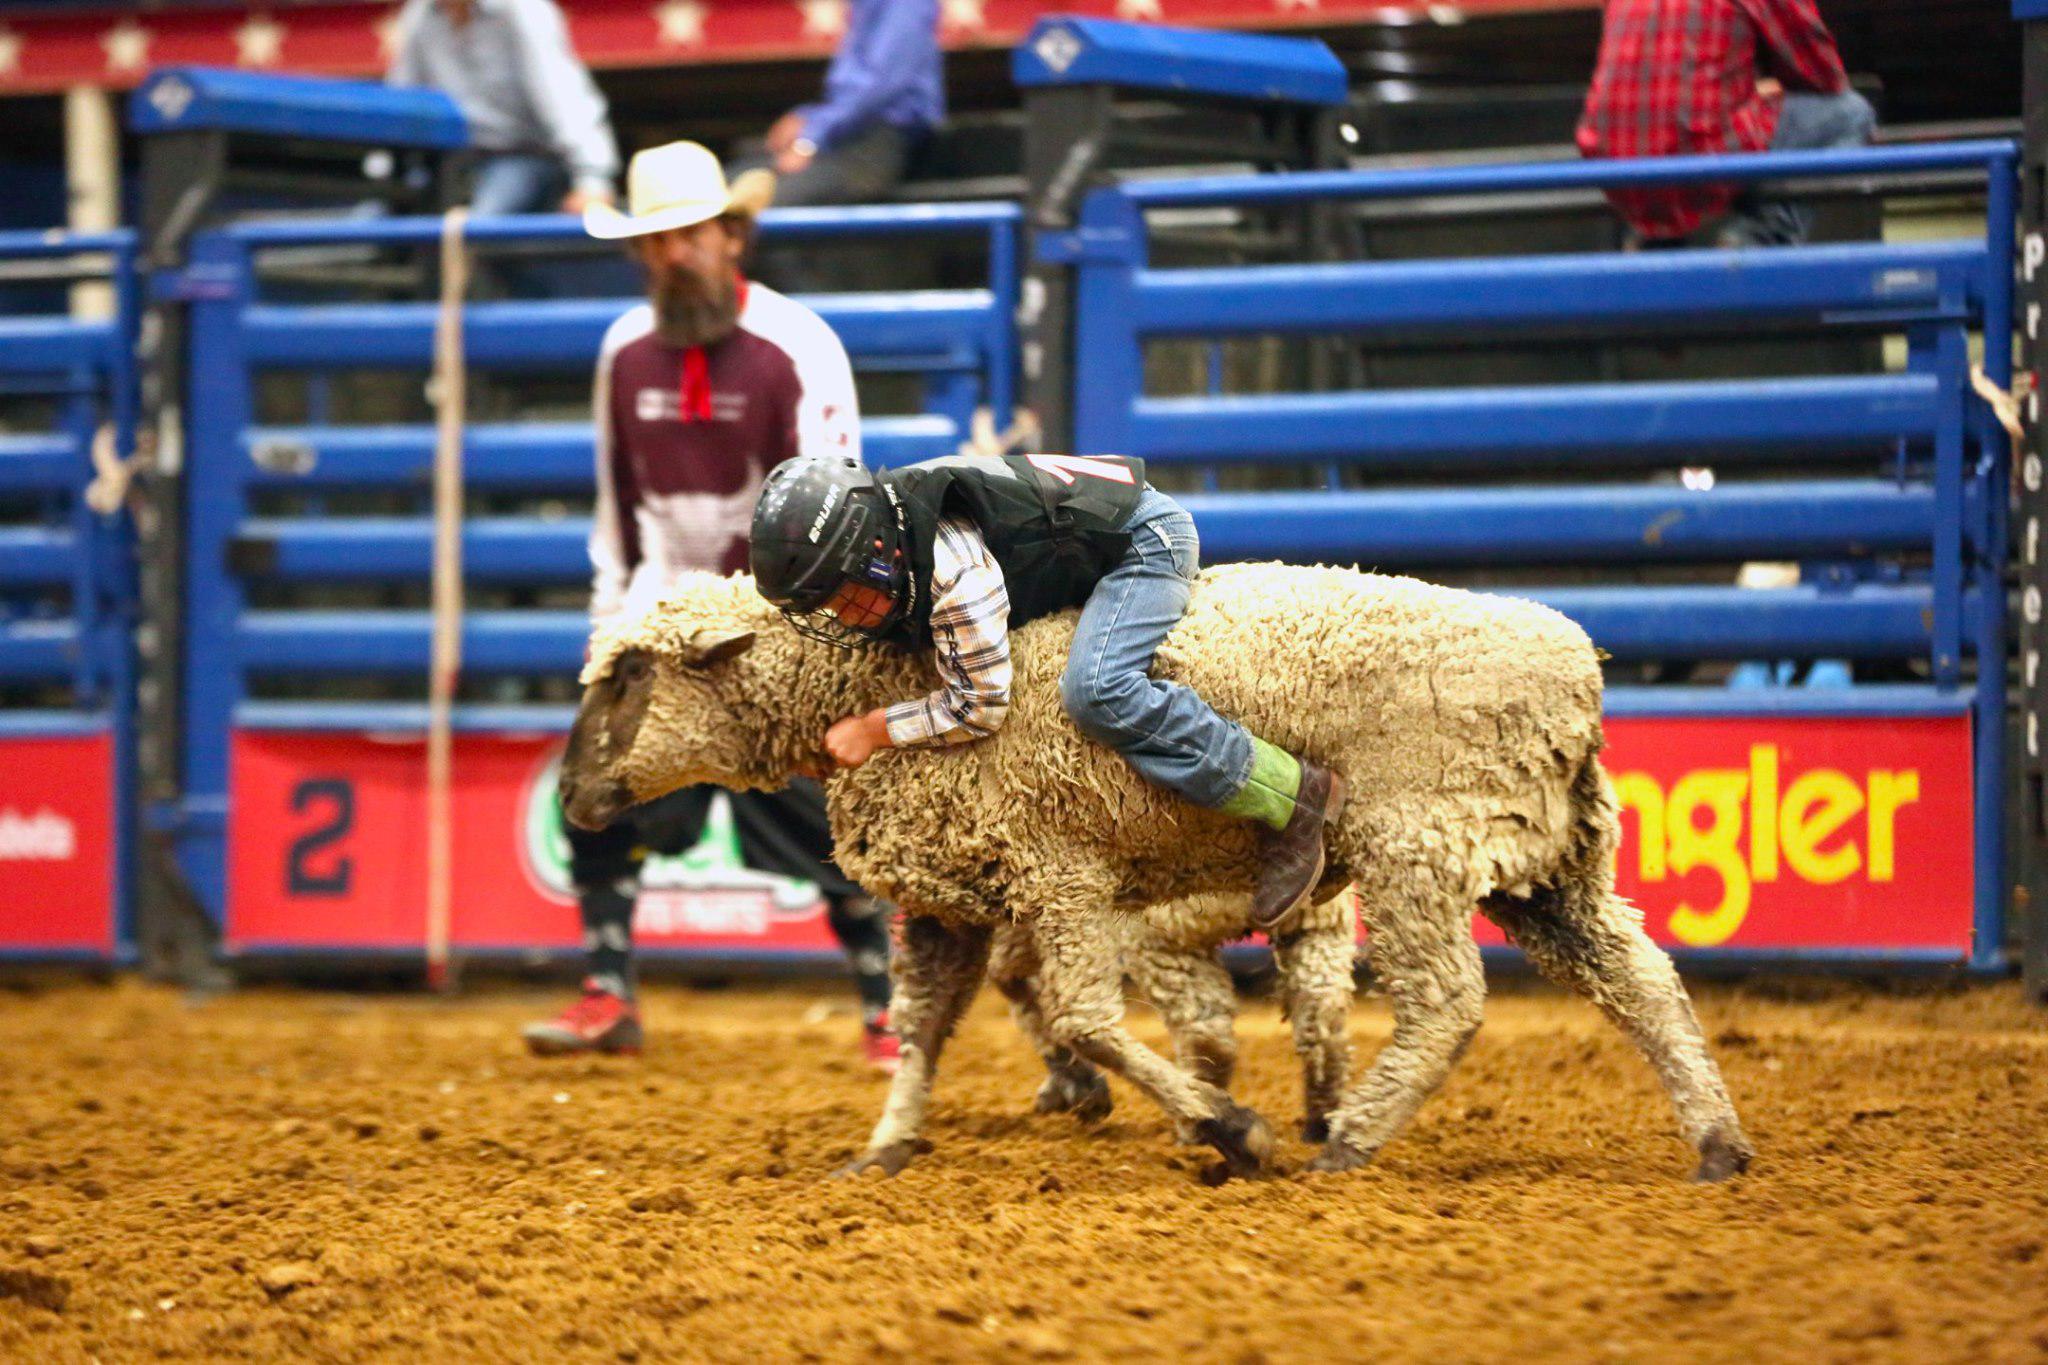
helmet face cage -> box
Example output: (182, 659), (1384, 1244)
(778, 533), (905, 649)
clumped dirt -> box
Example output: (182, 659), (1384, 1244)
(2, 975), (2046, 1362)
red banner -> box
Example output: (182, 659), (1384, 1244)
(0, 730), (118, 957)
(225, 712), (1976, 959)
(1503, 713), (1975, 953)
(227, 728), (835, 954)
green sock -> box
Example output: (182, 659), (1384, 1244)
(1219, 736), (1301, 833)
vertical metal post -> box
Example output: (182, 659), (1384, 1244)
(1980, 149), (2018, 974)
(2019, 2), (2048, 999)
(984, 214), (1019, 431)
(1021, 84), (1115, 453)
(173, 231), (252, 924)
(1069, 189), (1145, 459)
(134, 126), (229, 976)
(108, 239), (141, 957)
(62, 370), (100, 706)
(1933, 324), (1967, 692)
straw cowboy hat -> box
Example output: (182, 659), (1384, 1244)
(582, 140), (777, 240)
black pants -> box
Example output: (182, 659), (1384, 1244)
(733, 123), (918, 294)
(566, 779), (892, 1017)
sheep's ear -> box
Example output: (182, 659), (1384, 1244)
(680, 629), (756, 669)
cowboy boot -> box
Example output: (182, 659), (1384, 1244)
(1221, 738), (1348, 936)
(1251, 759), (1346, 935)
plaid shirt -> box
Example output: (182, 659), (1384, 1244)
(1576, 0), (1850, 240)
(883, 517), (1013, 748)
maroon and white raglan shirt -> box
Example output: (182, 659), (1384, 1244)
(588, 281), (862, 629)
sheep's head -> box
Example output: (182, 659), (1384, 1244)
(559, 574), (794, 828)
(558, 627), (761, 830)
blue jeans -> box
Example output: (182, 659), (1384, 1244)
(1060, 488), (1254, 809)
(469, 152), (568, 216)
(1721, 91), (1877, 247)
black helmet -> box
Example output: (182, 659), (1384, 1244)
(750, 455), (905, 646)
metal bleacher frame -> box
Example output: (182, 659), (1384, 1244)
(0, 230), (141, 961)
(165, 205), (1019, 937)
(1057, 141), (2019, 970)
(1010, 16), (1353, 452)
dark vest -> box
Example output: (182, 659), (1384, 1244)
(876, 454), (1147, 646)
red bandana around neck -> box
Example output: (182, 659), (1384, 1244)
(678, 276), (750, 423)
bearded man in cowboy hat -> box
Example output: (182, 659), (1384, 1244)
(523, 141), (899, 1070)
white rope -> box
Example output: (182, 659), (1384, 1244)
(1971, 365), (2028, 449)
(82, 423), (138, 516)
(426, 207), (469, 992)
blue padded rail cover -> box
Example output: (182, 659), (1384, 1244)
(2017, 1), (2048, 19)
(1011, 17), (1347, 107)
(129, 66), (468, 148)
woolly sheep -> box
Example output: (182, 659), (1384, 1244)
(559, 566), (1754, 1183)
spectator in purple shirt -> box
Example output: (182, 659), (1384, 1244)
(740, 0), (942, 289)
(765, 0), (943, 207)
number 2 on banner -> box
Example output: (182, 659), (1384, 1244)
(1025, 454), (1135, 486)
(286, 778), (356, 896)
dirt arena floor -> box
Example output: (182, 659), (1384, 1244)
(2, 974), (2046, 1364)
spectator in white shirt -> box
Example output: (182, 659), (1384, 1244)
(387, 0), (619, 215)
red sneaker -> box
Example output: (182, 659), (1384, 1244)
(863, 1013), (901, 1075)
(521, 982), (643, 1057)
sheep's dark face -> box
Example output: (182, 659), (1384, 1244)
(558, 630), (757, 830)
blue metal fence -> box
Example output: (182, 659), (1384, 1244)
(0, 229), (140, 959)
(13, 143), (2023, 971)
(1060, 141), (2018, 967)
(168, 203), (1020, 924)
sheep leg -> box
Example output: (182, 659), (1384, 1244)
(1033, 909), (1274, 1180)
(1311, 865), (1485, 1173)
(836, 914), (992, 1178)
(1484, 888), (1753, 1182)
(1271, 916), (1356, 1144)
(988, 922), (1112, 1123)
(1124, 937), (1237, 1146)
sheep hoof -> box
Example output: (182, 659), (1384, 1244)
(1693, 1125), (1754, 1183)
(833, 1141), (916, 1179)
(1071, 1080), (1114, 1125)
(1299, 1115), (1330, 1145)
(1035, 1071), (1112, 1125)
(1192, 1101), (1274, 1181)
(1305, 1139), (1373, 1175)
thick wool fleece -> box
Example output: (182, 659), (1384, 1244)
(586, 563), (1607, 922)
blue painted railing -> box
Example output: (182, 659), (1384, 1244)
(168, 203), (1020, 923)
(0, 229), (140, 960)
(1060, 141), (2018, 969)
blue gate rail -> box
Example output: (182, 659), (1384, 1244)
(236, 477), (1956, 583)
(88, 140), (2025, 970)
(1059, 141), (2016, 969)
(239, 414), (961, 491)
(170, 203), (1020, 925)
(0, 229), (140, 960)
(213, 582), (1980, 677)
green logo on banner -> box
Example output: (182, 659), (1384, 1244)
(520, 747), (819, 917)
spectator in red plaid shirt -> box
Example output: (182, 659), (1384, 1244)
(1577, 0), (1876, 247)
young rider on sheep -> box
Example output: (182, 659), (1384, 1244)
(748, 453), (1345, 930)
